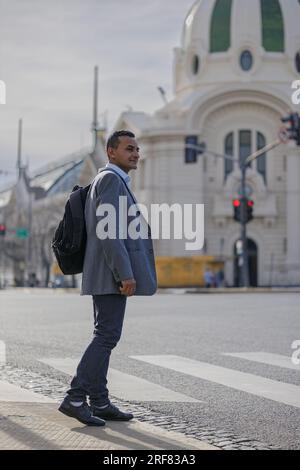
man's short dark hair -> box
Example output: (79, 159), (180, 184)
(106, 130), (135, 153)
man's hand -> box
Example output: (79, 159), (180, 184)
(119, 278), (136, 296)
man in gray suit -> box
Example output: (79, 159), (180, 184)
(59, 130), (157, 426)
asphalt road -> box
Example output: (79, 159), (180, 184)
(0, 289), (299, 449)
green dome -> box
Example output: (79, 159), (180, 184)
(210, 0), (284, 53)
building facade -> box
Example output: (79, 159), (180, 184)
(114, 0), (300, 286)
(0, 136), (107, 287)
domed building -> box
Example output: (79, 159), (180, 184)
(115, 0), (300, 286)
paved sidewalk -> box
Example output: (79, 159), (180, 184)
(0, 381), (217, 450)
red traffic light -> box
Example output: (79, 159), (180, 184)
(247, 199), (254, 207)
(0, 224), (6, 235)
(233, 199), (241, 207)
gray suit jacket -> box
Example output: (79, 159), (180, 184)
(81, 168), (157, 296)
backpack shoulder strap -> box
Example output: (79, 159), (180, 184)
(98, 168), (137, 205)
(98, 168), (151, 234)
(69, 184), (91, 219)
(95, 168), (151, 237)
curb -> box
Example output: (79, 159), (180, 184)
(0, 401), (218, 450)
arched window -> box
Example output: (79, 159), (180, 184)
(224, 130), (267, 185)
(224, 132), (234, 181)
(239, 130), (252, 168)
(261, 0), (284, 52)
(210, 0), (232, 53)
(257, 132), (267, 184)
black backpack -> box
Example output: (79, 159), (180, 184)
(51, 167), (135, 275)
(51, 183), (91, 275)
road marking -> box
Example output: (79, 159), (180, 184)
(0, 340), (6, 365)
(223, 351), (300, 370)
(130, 355), (300, 409)
(0, 380), (55, 403)
(39, 357), (201, 403)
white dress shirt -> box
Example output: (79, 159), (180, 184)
(104, 162), (131, 186)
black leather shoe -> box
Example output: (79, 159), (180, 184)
(58, 397), (106, 426)
(91, 403), (134, 421)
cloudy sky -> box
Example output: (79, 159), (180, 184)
(0, 0), (194, 180)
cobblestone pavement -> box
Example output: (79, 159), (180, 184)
(0, 365), (277, 450)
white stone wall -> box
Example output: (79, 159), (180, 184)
(116, 0), (300, 286)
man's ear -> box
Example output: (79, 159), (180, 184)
(107, 147), (117, 161)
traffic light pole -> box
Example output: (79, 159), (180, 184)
(0, 236), (4, 289)
(240, 163), (249, 287)
(239, 138), (284, 287)
(186, 137), (285, 287)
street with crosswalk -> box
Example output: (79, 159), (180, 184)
(0, 290), (299, 449)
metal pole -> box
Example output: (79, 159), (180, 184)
(245, 139), (282, 165)
(92, 65), (99, 150)
(17, 118), (22, 179)
(269, 253), (274, 286)
(185, 144), (239, 163)
(0, 237), (4, 289)
(25, 192), (33, 286)
(186, 138), (282, 166)
(240, 164), (249, 287)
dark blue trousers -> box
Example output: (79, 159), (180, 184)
(67, 294), (127, 406)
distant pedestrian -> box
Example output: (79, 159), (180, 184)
(215, 268), (224, 288)
(204, 267), (214, 288)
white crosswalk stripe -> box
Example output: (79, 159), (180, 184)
(223, 351), (300, 370)
(39, 357), (201, 403)
(130, 354), (300, 409)
(0, 380), (55, 403)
